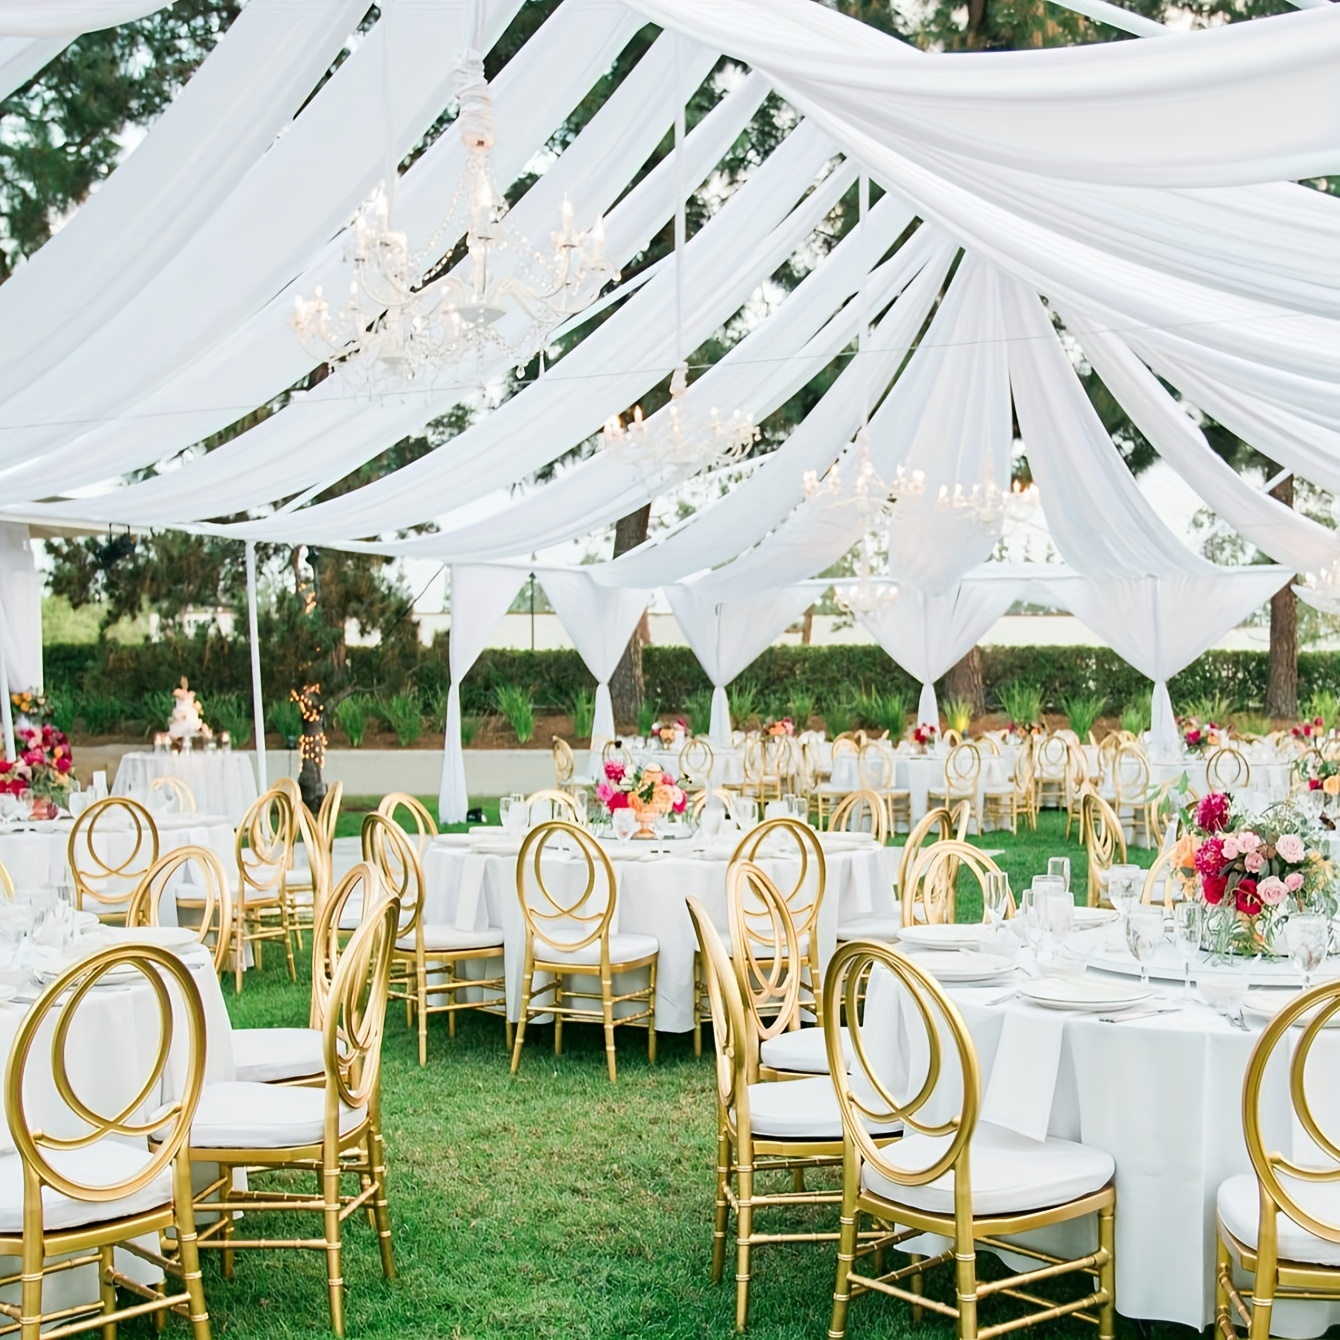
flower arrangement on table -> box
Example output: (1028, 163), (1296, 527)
(910, 723), (938, 753)
(651, 717), (688, 749)
(596, 759), (687, 837)
(1292, 715), (1328, 745)
(1175, 789), (1336, 958)
(1178, 716), (1224, 756)
(764, 716), (794, 738)
(9, 691), (49, 727)
(1294, 751), (1340, 798)
(0, 724), (74, 818)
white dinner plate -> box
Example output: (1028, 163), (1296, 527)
(1073, 907), (1119, 929)
(1241, 989), (1340, 1028)
(897, 923), (986, 951)
(1018, 977), (1155, 1012)
(95, 926), (199, 951)
(911, 950), (1014, 984)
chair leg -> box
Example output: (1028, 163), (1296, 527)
(601, 969), (617, 1083)
(908, 1253), (924, 1326)
(553, 973), (564, 1056)
(368, 1105), (395, 1281)
(416, 963), (428, 1067)
(1097, 1199), (1116, 1340)
(173, 1154), (211, 1340)
(711, 1127), (731, 1285)
(446, 961), (457, 1039)
(279, 895), (296, 982)
(20, 1223), (43, 1340)
(1215, 1233), (1234, 1339)
(693, 953), (703, 1058)
(829, 1154), (859, 1340)
(954, 1220), (978, 1340)
(322, 1152), (345, 1337)
(734, 1159), (754, 1333)
(647, 959), (657, 1065)
(98, 1243), (116, 1340)
(1249, 1206), (1278, 1340)
(510, 958), (535, 1075)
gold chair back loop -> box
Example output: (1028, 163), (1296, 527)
(324, 893), (398, 1113)
(1206, 745), (1251, 792)
(729, 818), (826, 942)
(552, 736), (576, 785)
(942, 742), (981, 793)
(1081, 787), (1128, 906)
(691, 786), (739, 818)
(829, 789), (889, 844)
(524, 789), (583, 824)
(312, 862), (382, 1030)
(362, 812), (423, 942)
(236, 786), (294, 899)
(687, 897), (748, 1120)
(67, 796), (160, 914)
(601, 740), (634, 771)
(1113, 742), (1151, 804)
(0, 859), (14, 900)
(857, 743), (893, 791)
(896, 806), (953, 892)
(516, 821), (616, 956)
(128, 845), (232, 972)
(903, 840), (1004, 927)
(1036, 734), (1069, 779)
(5, 945), (206, 1202)
(679, 737), (714, 785)
(147, 773), (196, 813)
(375, 791), (438, 860)
(317, 779), (343, 847)
(728, 862), (803, 1048)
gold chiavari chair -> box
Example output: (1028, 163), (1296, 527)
(687, 898), (898, 1332)
(552, 735), (576, 787)
(679, 737), (715, 798)
(925, 744), (982, 833)
(1206, 745), (1252, 793)
(823, 942), (1116, 1340)
(375, 791), (437, 859)
(230, 786), (297, 992)
(523, 788), (583, 824)
(510, 820), (658, 1083)
(1216, 979), (1340, 1338)
(67, 796), (160, 924)
(364, 812), (506, 1064)
(692, 786), (740, 819)
(286, 781), (342, 934)
(815, 737), (861, 827)
(1095, 731), (1123, 790)
(830, 789), (889, 845)
(941, 728), (963, 748)
(1034, 733), (1071, 811)
(741, 739), (779, 803)
(148, 772), (196, 814)
(230, 862), (383, 1086)
(902, 840), (1007, 927)
(183, 897), (399, 1337)
(978, 750), (1021, 836)
(856, 743), (911, 835)
(1113, 742), (1161, 848)
(1064, 739), (1093, 843)
(127, 844), (232, 973)
(1138, 846), (1192, 911)
(602, 739), (635, 772)
(1081, 787), (1128, 909)
(0, 858), (14, 900)
(0, 944), (212, 1340)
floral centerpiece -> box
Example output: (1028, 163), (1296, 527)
(1175, 790), (1336, 958)
(764, 716), (794, 738)
(1294, 752), (1340, 799)
(9, 691), (49, 729)
(1178, 716), (1224, 755)
(1292, 715), (1328, 745)
(651, 716), (687, 749)
(910, 723), (938, 754)
(596, 759), (687, 838)
(0, 724), (74, 818)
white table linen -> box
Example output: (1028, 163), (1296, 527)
(831, 743), (1018, 830)
(114, 751), (258, 824)
(424, 832), (899, 1032)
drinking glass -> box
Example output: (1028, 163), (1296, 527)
(612, 808), (638, 843)
(1019, 889), (1047, 966)
(1284, 913), (1329, 992)
(1173, 901), (1202, 999)
(983, 871), (1011, 936)
(498, 796), (513, 829)
(1125, 905), (1164, 986)
(1039, 887), (1074, 941)
(1047, 857), (1071, 893)
(700, 806), (723, 842)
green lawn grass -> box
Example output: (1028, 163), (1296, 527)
(216, 810), (1163, 1340)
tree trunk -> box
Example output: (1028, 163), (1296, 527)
(608, 505), (651, 730)
(1266, 474), (1298, 720)
(944, 646), (985, 718)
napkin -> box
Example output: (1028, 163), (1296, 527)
(980, 1009), (1064, 1142)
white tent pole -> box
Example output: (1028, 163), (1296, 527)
(245, 540), (268, 792)
(0, 596), (14, 763)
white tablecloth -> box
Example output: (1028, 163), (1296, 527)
(423, 833), (899, 1032)
(0, 815), (236, 920)
(114, 751), (258, 824)
(831, 745), (1018, 830)
(922, 967), (1340, 1333)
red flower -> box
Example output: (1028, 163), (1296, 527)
(1186, 730), (1202, 746)
(1202, 874), (1227, 904)
(1194, 837), (1224, 877)
(1235, 878), (1262, 917)
(606, 791), (630, 810)
(1310, 778), (1323, 791)
(603, 760), (626, 783)
(1194, 792), (1231, 834)
(55, 757), (71, 774)
(1317, 716), (1325, 728)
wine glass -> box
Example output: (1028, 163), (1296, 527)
(498, 796), (513, 830)
(1284, 913), (1329, 992)
(612, 808), (638, 843)
(1125, 905), (1164, 986)
(1047, 856), (1071, 893)
(983, 871), (1011, 938)
(1173, 901), (1202, 999)
(1018, 887), (1048, 970)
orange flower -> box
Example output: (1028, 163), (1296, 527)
(1324, 775), (1340, 796)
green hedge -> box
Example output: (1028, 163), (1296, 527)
(40, 634), (1340, 731)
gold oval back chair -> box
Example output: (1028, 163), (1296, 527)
(510, 820), (658, 1083)
(822, 942), (1115, 1340)
(691, 787), (739, 819)
(0, 858), (13, 900)
(601, 740), (635, 772)
(2, 944), (211, 1340)
(1216, 979), (1340, 1337)
(1206, 745), (1252, 793)
(1139, 845), (1193, 911)
(926, 744), (981, 833)
(524, 789), (583, 824)
(283, 792), (333, 955)
(147, 773), (196, 814)
(902, 839), (1006, 927)
(1113, 742), (1160, 847)
(816, 736), (861, 827)
(231, 785), (297, 992)
(678, 737), (715, 795)
(1081, 787), (1128, 909)
(67, 795), (160, 923)
(1034, 733), (1070, 810)
(375, 791), (437, 860)
(127, 844), (232, 974)
(552, 736), (576, 786)
(829, 789), (889, 845)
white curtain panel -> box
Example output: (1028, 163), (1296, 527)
(0, 35), (63, 98)
(856, 575), (1024, 727)
(625, 0), (1340, 187)
(1039, 568), (1291, 750)
(665, 583), (816, 741)
(0, 524), (42, 691)
(439, 565), (526, 824)
(535, 569), (648, 743)
(0, 1), (167, 36)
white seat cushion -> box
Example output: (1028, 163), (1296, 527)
(1218, 1172), (1340, 1267)
(398, 925), (504, 953)
(759, 1026), (853, 1075)
(743, 1075), (900, 1141)
(232, 1027), (325, 1083)
(186, 1081), (365, 1149)
(0, 1142), (172, 1233)
(837, 917), (902, 942)
(534, 931), (658, 967)
(863, 1122), (1113, 1217)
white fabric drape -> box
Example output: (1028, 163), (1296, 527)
(856, 575), (1024, 727)
(0, 35), (62, 98)
(1040, 568), (1291, 750)
(439, 565), (526, 823)
(0, 524), (41, 691)
(625, 0), (1340, 187)
(535, 569), (648, 743)
(0, 1), (167, 36)
(665, 584), (815, 742)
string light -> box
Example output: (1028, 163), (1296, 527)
(292, 684), (326, 772)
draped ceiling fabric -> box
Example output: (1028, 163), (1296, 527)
(0, 1), (169, 36)
(0, 525), (41, 692)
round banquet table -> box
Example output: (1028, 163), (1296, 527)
(904, 953), (1340, 1333)
(114, 750), (258, 824)
(0, 814), (237, 921)
(423, 830), (900, 1033)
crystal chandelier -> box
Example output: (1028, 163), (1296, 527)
(802, 429), (925, 522)
(1295, 566), (1340, 615)
(833, 541), (899, 615)
(291, 5), (615, 386)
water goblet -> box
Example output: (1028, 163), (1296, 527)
(983, 871), (1011, 939)
(498, 796), (513, 829)
(1125, 905), (1165, 986)
(1047, 856), (1071, 894)
(1173, 901), (1202, 999)
(1284, 912), (1329, 992)
(612, 807), (638, 843)
(700, 805), (723, 842)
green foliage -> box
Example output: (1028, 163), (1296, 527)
(997, 681), (1043, 728)
(266, 698), (302, 743)
(568, 688), (595, 741)
(209, 692), (252, 746)
(1233, 711), (1271, 739)
(728, 679), (761, 726)
(1305, 690), (1340, 731)
(858, 687), (909, 736)
(76, 694), (125, 736)
(684, 687), (714, 735)
(461, 716), (481, 747)
(138, 689), (175, 733)
(1120, 701), (1152, 735)
(823, 697), (855, 737)
(1060, 693), (1106, 742)
(944, 697), (974, 734)
(785, 690), (816, 727)
(384, 693), (425, 748)
(1183, 692), (1236, 723)
(334, 696), (370, 749)
(46, 691), (75, 735)
(491, 685), (534, 745)
(634, 699), (656, 738)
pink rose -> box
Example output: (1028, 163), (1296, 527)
(1258, 876), (1287, 906)
(1195, 792), (1231, 834)
(669, 786), (686, 813)
(603, 760), (625, 782)
(595, 782), (615, 804)
(1221, 837), (1240, 860)
(1276, 834), (1306, 864)
(1285, 872), (1305, 893)
(1244, 851), (1265, 873)
(1238, 831), (1261, 854)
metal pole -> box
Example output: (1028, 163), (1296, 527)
(245, 541), (268, 792)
